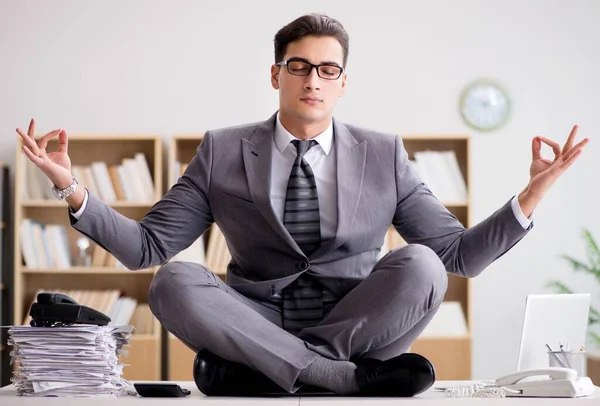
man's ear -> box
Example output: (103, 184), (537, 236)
(339, 72), (347, 97)
(271, 65), (280, 90)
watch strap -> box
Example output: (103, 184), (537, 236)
(52, 178), (79, 201)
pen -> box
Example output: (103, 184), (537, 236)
(546, 343), (567, 368)
(558, 341), (572, 368)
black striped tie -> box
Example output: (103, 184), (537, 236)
(283, 139), (321, 254)
(281, 139), (323, 332)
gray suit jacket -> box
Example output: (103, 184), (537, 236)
(70, 112), (531, 301)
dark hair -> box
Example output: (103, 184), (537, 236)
(274, 13), (349, 67)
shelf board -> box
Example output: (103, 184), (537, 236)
(131, 334), (159, 341)
(0, 221), (5, 229)
(401, 133), (470, 140)
(415, 335), (472, 341)
(172, 133), (204, 140)
(440, 201), (468, 208)
(20, 200), (156, 208)
(28, 134), (161, 142)
(20, 267), (154, 275)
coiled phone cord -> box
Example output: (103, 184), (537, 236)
(444, 383), (520, 398)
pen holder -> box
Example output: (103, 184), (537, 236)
(547, 350), (586, 377)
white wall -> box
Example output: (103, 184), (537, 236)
(1, 0), (599, 380)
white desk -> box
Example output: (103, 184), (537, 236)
(0, 381), (599, 405)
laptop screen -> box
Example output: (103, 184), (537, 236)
(517, 293), (590, 371)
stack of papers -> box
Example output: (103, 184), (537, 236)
(7, 325), (134, 397)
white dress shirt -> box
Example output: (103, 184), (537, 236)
(71, 117), (532, 232)
(271, 113), (338, 241)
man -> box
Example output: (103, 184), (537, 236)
(17, 13), (588, 397)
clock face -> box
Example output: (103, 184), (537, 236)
(460, 81), (510, 131)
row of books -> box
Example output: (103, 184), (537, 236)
(19, 217), (230, 272)
(410, 150), (468, 204)
(20, 219), (71, 269)
(24, 289), (155, 334)
(20, 152), (155, 203)
(19, 218), (126, 269)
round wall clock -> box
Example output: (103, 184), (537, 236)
(459, 80), (511, 132)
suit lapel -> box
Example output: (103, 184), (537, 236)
(310, 119), (367, 259)
(243, 113), (304, 257)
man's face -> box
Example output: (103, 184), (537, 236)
(271, 35), (347, 125)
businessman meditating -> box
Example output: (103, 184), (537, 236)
(18, 13), (588, 397)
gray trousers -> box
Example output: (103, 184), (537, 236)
(148, 244), (448, 392)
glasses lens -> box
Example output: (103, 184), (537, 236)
(318, 65), (342, 79)
(287, 61), (312, 76)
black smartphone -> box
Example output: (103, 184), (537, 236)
(133, 383), (191, 397)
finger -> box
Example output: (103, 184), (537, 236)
(561, 125), (578, 155)
(561, 149), (583, 171)
(16, 127), (40, 156)
(27, 118), (36, 139)
(38, 129), (62, 151)
(531, 136), (542, 159)
(562, 138), (589, 162)
(537, 136), (561, 156)
(22, 145), (44, 166)
(57, 129), (68, 153)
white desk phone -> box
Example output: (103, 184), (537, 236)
(442, 367), (595, 398)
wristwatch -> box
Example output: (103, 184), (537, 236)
(52, 178), (79, 201)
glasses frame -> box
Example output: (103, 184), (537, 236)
(276, 58), (344, 80)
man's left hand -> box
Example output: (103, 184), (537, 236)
(519, 124), (589, 217)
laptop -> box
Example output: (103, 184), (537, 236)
(517, 293), (591, 371)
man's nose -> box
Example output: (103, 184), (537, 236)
(303, 67), (321, 91)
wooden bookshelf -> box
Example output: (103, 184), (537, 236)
(13, 134), (163, 381)
(395, 134), (473, 380)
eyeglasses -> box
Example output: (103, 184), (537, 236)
(276, 58), (344, 80)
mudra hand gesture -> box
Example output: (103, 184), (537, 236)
(519, 125), (589, 215)
(16, 118), (73, 189)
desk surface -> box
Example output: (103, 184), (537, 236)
(1, 381), (599, 405)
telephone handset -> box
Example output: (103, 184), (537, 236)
(496, 367), (596, 398)
(495, 366), (576, 386)
(37, 293), (78, 305)
(443, 367), (595, 398)
(29, 292), (111, 327)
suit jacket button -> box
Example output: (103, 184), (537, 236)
(298, 261), (309, 271)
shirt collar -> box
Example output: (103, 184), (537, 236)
(274, 112), (333, 155)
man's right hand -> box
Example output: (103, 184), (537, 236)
(16, 118), (86, 210)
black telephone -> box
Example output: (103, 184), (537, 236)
(29, 292), (111, 327)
